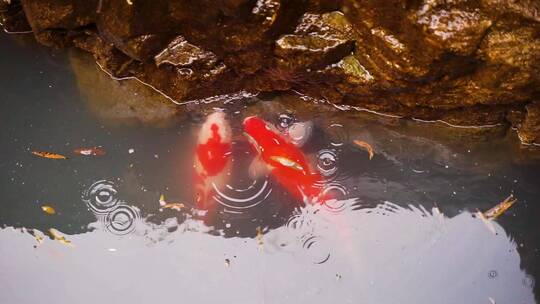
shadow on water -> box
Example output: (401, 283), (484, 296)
(1, 33), (539, 304)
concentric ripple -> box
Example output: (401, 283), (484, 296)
(300, 233), (331, 264)
(321, 183), (350, 213)
(83, 180), (141, 236)
(82, 180), (120, 215)
(286, 213), (314, 231)
(212, 177), (273, 211)
(317, 149), (339, 178)
(326, 123), (349, 147)
(277, 113), (295, 130)
(104, 205), (141, 235)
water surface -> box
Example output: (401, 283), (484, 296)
(1, 33), (539, 304)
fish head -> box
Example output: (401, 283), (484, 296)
(198, 112), (231, 145)
(243, 116), (269, 150)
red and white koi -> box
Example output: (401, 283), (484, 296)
(194, 112), (232, 208)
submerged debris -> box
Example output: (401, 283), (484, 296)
(31, 151), (67, 159)
(41, 205), (56, 215)
(483, 195), (518, 220)
(73, 147), (106, 156)
(353, 140), (374, 160)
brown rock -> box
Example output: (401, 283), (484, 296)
(154, 36), (217, 69)
(275, 12), (355, 69)
(2, 0), (540, 144)
(518, 101), (540, 145)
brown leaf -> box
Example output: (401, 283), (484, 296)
(31, 151), (67, 159)
(353, 140), (374, 160)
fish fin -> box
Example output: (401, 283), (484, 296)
(249, 156), (270, 179)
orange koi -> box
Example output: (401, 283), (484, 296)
(243, 116), (322, 202)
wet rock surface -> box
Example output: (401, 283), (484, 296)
(1, 0), (540, 144)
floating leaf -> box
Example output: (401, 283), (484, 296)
(158, 194), (185, 211)
(256, 226), (264, 250)
(160, 203), (185, 211)
(73, 147), (106, 156)
(31, 151), (67, 159)
(484, 195), (517, 220)
(32, 229), (45, 246)
(48, 228), (73, 247)
(41, 205), (56, 215)
(353, 140), (374, 160)
(159, 194), (166, 206)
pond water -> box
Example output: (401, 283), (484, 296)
(1, 33), (539, 304)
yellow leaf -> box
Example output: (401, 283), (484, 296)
(484, 195), (517, 220)
(41, 205), (56, 215)
(48, 228), (73, 247)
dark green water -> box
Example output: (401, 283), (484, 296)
(1, 33), (539, 304)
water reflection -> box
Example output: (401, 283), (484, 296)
(1, 34), (539, 303)
(1, 202), (534, 303)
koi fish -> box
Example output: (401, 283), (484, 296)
(483, 195), (517, 220)
(73, 147), (106, 156)
(243, 116), (322, 202)
(353, 140), (374, 160)
(31, 151), (67, 159)
(194, 112), (232, 208)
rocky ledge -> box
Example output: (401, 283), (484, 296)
(1, 0), (540, 144)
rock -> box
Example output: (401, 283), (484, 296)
(0, 0), (32, 33)
(2, 0), (540, 143)
(517, 101), (540, 145)
(275, 12), (355, 69)
(19, 0), (97, 46)
(412, 3), (493, 56)
(154, 36), (217, 69)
